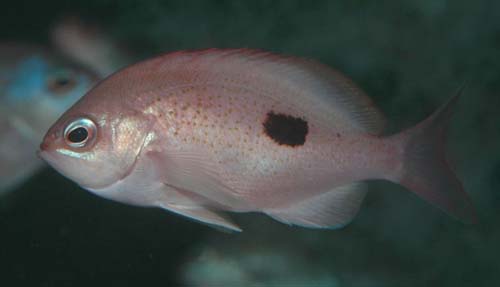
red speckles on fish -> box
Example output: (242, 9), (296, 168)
(39, 49), (476, 232)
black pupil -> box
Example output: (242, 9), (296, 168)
(68, 127), (88, 143)
(56, 77), (70, 86)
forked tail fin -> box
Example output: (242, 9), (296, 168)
(394, 88), (477, 223)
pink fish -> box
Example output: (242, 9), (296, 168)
(39, 49), (476, 231)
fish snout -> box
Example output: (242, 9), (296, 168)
(38, 131), (61, 163)
(39, 139), (50, 151)
(39, 131), (59, 152)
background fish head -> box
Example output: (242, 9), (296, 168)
(39, 82), (155, 191)
(1, 46), (98, 141)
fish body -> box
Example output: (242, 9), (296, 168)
(50, 17), (131, 77)
(0, 44), (97, 193)
(40, 49), (476, 231)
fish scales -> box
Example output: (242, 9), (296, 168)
(40, 49), (476, 231)
(87, 50), (389, 207)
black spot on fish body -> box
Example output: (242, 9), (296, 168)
(263, 111), (308, 147)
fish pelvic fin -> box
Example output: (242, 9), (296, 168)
(159, 203), (242, 233)
(391, 88), (477, 224)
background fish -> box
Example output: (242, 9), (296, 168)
(0, 18), (131, 195)
(50, 16), (131, 77)
(39, 49), (476, 231)
(1, 2), (498, 287)
(0, 44), (97, 194)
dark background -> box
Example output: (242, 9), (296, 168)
(1, 1), (499, 286)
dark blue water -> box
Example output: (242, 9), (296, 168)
(1, 1), (498, 286)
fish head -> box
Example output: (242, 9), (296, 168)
(39, 91), (155, 190)
(3, 53), (98, 141)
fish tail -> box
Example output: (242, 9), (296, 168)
(392, 88), (477, 223)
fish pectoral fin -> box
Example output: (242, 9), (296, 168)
(264, 182), (367, 229)
(158, 202), (242, 232)
(147, 150), (248, 210)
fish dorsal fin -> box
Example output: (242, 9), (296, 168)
(264, 182), (367, 229)
(157, 49), (386, 134)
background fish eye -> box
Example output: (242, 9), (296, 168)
(63, 118), (96, 148)
(46, 70), (77, 95)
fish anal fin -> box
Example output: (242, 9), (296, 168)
(264, 183), (367, 229)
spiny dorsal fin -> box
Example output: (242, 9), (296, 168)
(158, 49), (386, 134)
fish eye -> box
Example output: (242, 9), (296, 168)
(64, 118), (97, 148)
(47, 71), (77, 95)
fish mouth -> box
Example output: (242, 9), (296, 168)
(39, 129), (59, 153)
(38, 136), (51, 158)
(38, 140), (53, 161)
(37, 148), (56, 166)
(39, 142), (49, 153)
